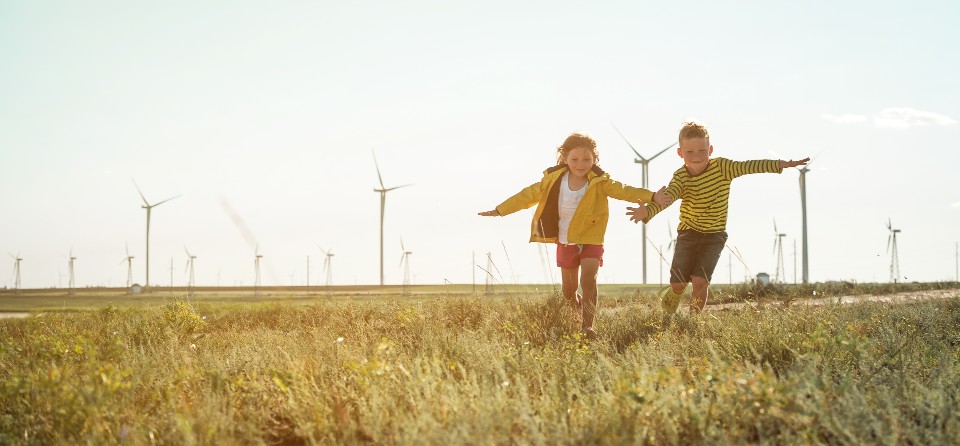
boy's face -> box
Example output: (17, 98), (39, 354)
(565, 147), (596, 178)
(677, 137), (713, 175)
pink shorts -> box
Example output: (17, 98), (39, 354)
(556, 244), (604, 269)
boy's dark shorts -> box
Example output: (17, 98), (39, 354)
(670, 229), (727, 283)
(556, 243), (604, 269)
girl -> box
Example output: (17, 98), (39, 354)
(479, 132), (669, 339)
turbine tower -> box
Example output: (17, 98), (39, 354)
(133, 179), (180, 288)
(9, 253), (21, 293)
(320, 247), (334, 287)
(184, 247), (196, 289)
(68, 249), (76, 295)
(612, 123), (677, 284)
(772, 219), (786, 283)
(400, 238), (412, 293)
(122, 244), (134, 288)
(798, 163), (811, 284)
(372, 151), (411, 286)
(886, 219), (901, 283)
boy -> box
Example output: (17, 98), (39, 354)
(626, 121), (808, 321)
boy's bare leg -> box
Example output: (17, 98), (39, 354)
(670, 282), (687, 295)
(579, 259), (601, 331)
(690, 275), (709, 314)
(561, 267), (580, 309)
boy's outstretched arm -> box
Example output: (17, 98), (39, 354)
(478, 209), (500, 217)
(652, 186), (674, 207)
(780, 158), (811, 168)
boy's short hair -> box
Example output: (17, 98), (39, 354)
(679, 121), (710, 146)
(556, 132), (600, 165)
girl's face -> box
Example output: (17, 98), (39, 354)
(565, 147), (595, 178)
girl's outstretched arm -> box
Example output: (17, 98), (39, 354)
(478, 209), (500, 217)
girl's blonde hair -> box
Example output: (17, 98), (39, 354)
(556, 132), (600, 165)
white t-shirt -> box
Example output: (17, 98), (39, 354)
(558, 172), (587, 245)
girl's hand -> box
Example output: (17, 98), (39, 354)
(653, 186), (674, 207)
(478, 209), (500, 217)
(626, 205), (648, 223)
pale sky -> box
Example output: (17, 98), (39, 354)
(2, 0), (959, 289)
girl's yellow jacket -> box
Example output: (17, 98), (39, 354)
(495, 165), (654, 245)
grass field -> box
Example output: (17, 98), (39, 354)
(2, 283), (959, 444)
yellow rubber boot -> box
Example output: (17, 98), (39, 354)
(658, 285), (682, 315)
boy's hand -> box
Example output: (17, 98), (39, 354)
(478, 209), (500, 217)
(653, 186), (674, 207)
(780, 157), (811, 168)
(626, 204), (648, 223)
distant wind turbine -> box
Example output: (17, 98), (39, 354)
(68, 248), (76, 295)
(184, 247), (196, 289)
(372, 151), (412, 286)
(254, 244), (263, 293)
(121, 243), (134, 287)
(132, 179), (180, 288)
(9, 253), (21, 293)
(886, 218), (901, 283)
(400, 238), (413, 293)
(772, 219), (786, 283)
(612, 123), (677, 284)
(320, 247), (334, 287)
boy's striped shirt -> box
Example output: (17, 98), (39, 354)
(644, 157), (782, 233)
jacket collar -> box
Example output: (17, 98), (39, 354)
(543, 164), (607, 180)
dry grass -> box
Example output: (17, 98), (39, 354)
(1, 287), (959, 444)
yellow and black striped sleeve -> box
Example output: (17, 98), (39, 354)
(719, 158), (782, 179)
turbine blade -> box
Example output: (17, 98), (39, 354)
(385, 183), (413, 192)
(131, 177), (149, 205)
(647, 142), (678, 161)
(887, 234), (891, 253)
(610, 122), (645, 160)
(372, 151), (386, 189)
(153, 195), (181, 207)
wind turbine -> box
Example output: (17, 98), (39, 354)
(320, 247), (334, 287)
(399, 239), (412, 293)
(612, 123), (677, 284)
(254, 244), (263, 292)
(772, 219), (786, 283)
(9, 253), (21, 293)
(659, 220), (677, 285)
(132, 179), (180, 288)
(68, 248), (76, 295)
(184, 247), (196, 289)
(121, 244), (134, 288)
(372, 151), (412, 286)
(886, 218), (901, 283)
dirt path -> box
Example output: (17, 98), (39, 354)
(709, 288), (960, 311)
(0, 312), (30, 319)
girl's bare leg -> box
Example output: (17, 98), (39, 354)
(579, 259), (600, 331)
(561, 267), (580, 310)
